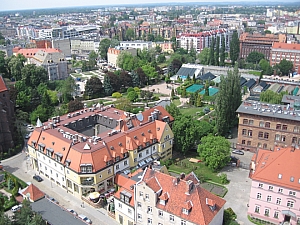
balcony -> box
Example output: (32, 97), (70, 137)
(80, 177), (94, 186)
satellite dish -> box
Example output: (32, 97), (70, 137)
(136, 113), (144, 122)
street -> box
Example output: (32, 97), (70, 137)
(2, 152), (119, 225)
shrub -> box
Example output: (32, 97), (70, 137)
(112, 92), (122, 98)
(172, 96), (180, 100)
(223, 207), (237, 225)
(152, 96), (160, 101)
(133, 87), (140, 93)
(127, 87), (134, 93)
(219, 173), (229, 184)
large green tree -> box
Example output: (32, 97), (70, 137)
(246, 51), (265, 64)
(220, 35), (226, 66)
(197, 135), (231, 171)
(166, 102), (182, 119)
(259, 59), (273, 75)
(215, 36), (220, 66)
(99, 38), (111, 60)
(229, 31), (240, 65)
(215, 64), (241, 136)
(68, 98), (84, 113)
(7, 54), (26, 81)
(209, 37), (215, 66)
(84, 76), (103, 99)
(103, 74), (114, 96)
(277, 59), (293, 76)
(21, 64), (48, 88)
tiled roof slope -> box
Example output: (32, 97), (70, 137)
(142, 168), (226, 225)
(22, 184), (45, 202)
(251, 147), (300, 191)
(0, 75), (8, 92)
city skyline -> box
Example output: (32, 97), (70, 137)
(1, 0), (291, 12)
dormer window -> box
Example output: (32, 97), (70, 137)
(46, 147), (53, 156)
(80, 164), (92, 173)
(138, 145), (143, 151)
(120, 191), (132, 205)
(115, 156), (120, 162)
(152, 138), (157, 144)
(38, 143), (45, 152)
(145, 141), (150, 147)
(54, 152), (63, 162)
(66, 159), (71, 167)
(123, 152), (129, 158)
(182, 208), (189, 215)
(31, 141), (36, 148)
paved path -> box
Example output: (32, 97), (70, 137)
(2, 152), (119, 225)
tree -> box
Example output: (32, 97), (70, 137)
(125, 28), (135, 41)
(196, 93), (202, 107)
(277, 59), (293, 76)
(141, 64), (158, 80)
(220, 35), (225, 66)
(215, 64), (241, 136)
(166, 103), (182, 119)
(88, 50), (98, 69)
(246, 51), (265, 64)
(21, 64), (48, 88)
(229, 31), (240, 65)
(259, 59), (273, 75)
(0, 211), (12, 225)
(0, 51), (8, 77)
(157, 54), (166, 63)
(168, 59), (182, 76)
(198, 48), (210, 65)
(172, 115), (199, 154)
(103, 74), (114, 96)
(260, 90), (288, 104)
(107, 72), (121, 92)
(209, 37), (215, 65)
(68, 98), (84, 113)
(119, 70), (133, 88)
(127, 91), (138, 102)
(99, 38), (111, 60)
(197, 135), (231, 171)
(60, 76), (76, 103)
(7, 54), (26, 81)
(215, 36), (220, 66)
(264, 30), (272, 34)
(130, 71), (140, 87)
(85, 76), (103, 99)
(136, 67), (147, 86)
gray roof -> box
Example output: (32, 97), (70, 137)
(243, 79), (256, 89)
(31, 198), (86, 225)
(176, 67), (197, 77)
(236, 100), (300, 122)
(282, 95), (300, 104)
(198, 72), (216, 81)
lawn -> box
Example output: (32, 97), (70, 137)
(179, 106), (202, 118)
(172, 99), (181, 107)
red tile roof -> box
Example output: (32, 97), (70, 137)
(22, 184), (45, 202)
(0, 75), (8, 93)
(141, 168), (226, 225)
(114, 174), (136, 207)
(251, 147), (300, 190)
(272, 42), (300, 51)
(16, 48), (61, 58)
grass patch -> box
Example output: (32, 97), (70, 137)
(200, 182), (228, 197)
(247, 215), (271, 225)
(179, 107), (202, 117)
(172, 99), (181, 107)
(248, 70), (262, 76)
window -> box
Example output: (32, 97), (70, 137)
(269, 186), (273, 191)
(242, 129), (247, 135)
(248, 130), (252, 137)
(297, 218), (300, 225)
(276, 198), (281, 205)
(255, 205), (260, 213)
(267, 195), (272, 202)
(158, 210), (163, 217)
(243, 119), (248, 124)
(281, 135), (286, 142)
(137, 214), (142, 221)
(169, 215), (175, 222)
(259, 121), (264, 127)
(278, 188), (283, 193)
(108, 169), (111, 174)
(181, 220), (186, 225)
(247, 141), (251, 146)
(292, 137), (297, 144)
(264, 133), (269, 139)
(264, 208), (270, 216)
(139, 191), (143, 198)
(124, 160), (128, 166)
(182, 208), (189, 215)
(289, 191), (296, 196)
(147, 218), (152, 225)
(137, 202), (142, 208)
(249, 120), (254, 125)
(276, 124), (281, 130)
(293, 126), (300, 133)
(134, 158), (137, 162)
(139, 153), (142, 158)
(258, 132), (263, 138)
(118, 203), (122, 208)
(147, 206), (152, 214)
(263, 144), (267, 149)
(146, 149), (149, 155)
(265, 122), (270, 128)
(282, 125), (288, 130)
(145, 194), (149, 201)
(127, 208), (132, 214)
(257, 193), (262, 199)
(274, 211), (279, 218)
(287, 200), (294, 208)
(258, 183), (263, 188)
(275, 134), (280, 141)
(242, 140), (246, 145)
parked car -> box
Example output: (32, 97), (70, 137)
(78, 214), (92, 224)
(67, 209), (78, 216)
(11, 204), (22, 212)
(48, 197), (59, 204)
(33, 175), (43, 182)
(230, 156), (239, 163)
(232, 149), (244, 155)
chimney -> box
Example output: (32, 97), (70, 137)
(180, 173), (185, 179)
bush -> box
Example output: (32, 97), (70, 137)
(172, 96), (180, 100)
(127, 87), (134, 93)
(152, 96), (160, 101)
(112, 92), (122, 98)
(223, 207), (237, 225)
(160, 159), (173, 168)
(219, 173), (229, 184)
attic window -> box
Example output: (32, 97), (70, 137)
(110, 146), (114, 150)
(119, 142), (122, 146)
(182, 208), (189, 215)
(66, 159), (71, 167)
(52, 142), (55, 146)
(134, 136), (137, 139)
(148, 129), (151, 133)
(290, 176), (294, 182)
(42, 137), (45, 140)
(62, 147), (65, 151)
(115, 156), (120, 162)
(141, 132), (144, 136)
(152, 138), (157, 144)
(278, 174), (282, 179)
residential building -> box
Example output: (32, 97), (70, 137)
(248, 147), (300, 225)
(71, 38), (98, 55)
(153, 41), (174, 54)
(239, 33), (286, 60)
(236, 100), (300, 152)
(270, 43), (300, 74)
(113, 167), (226, 225)
(107, 47), (137, 67)
(120, 41), (152, 50)
(171, 64), (204, 81)
(0, 75), (15, 154)
(27, 106), (174, 199)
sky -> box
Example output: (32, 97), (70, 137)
(1, 0), (274, 12)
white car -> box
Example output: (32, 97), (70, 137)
(78, 214), (92, 224)
(11, 204), (22, 212)
(67, 209), (78, 216)
(27, 125), (34, 130)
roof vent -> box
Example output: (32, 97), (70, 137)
(83, 143), (91, 150)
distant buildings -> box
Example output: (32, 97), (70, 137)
(236, 100), (300, 152)
(248, 146), (300, 225)
(120, 41), (152, 50)
(107, 47), (137, 67)
(239, 33), (286, 60)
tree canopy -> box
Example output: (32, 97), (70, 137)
(99, 38), (111, 60)
(277, 59), (293, 76)
(197, 135), (231, 171)
(229, 31), (240, 65)
(85, 76), (104, 99)
(246, 51), (265, 64)
(198, 48), (210, 65)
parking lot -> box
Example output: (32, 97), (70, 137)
(221, 151), (254, 225)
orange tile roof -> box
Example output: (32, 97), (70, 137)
(272, 42), (300, 51)
(145, 176), (161, 192)
(22, 184), (45, 202)
(16, 48), (61, 58)
(0, 75), (8, 93)
(141, 168), (226, 225)
(251, 147), (300, 190)
(114, 174), (136, 207)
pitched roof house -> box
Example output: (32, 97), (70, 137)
(248, 147), (300, 224)
(19, 184), (45, 202)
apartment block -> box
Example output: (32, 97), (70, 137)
(27, 106), (174, 199)
(270, 43), (300, 74)
(236, 100), (300, 152)
(239, 33), (286, 60)
(248, 147), (300, 225)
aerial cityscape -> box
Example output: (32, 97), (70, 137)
(0, 1), (299, 225)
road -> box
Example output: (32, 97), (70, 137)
(2, 152), (119, 225)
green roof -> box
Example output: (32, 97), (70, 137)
(199, 87), (219, 96)
(186, 84), (204, 93)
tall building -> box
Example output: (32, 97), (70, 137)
(270, 43), (300, 74)
(27, 106), (174, 199)
(113, 167), (226, 225)
(239, 33), (286, 60)
(248, 147), (300, 225)
(236, 100), (300, 152)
